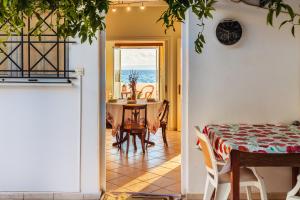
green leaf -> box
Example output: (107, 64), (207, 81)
(267, 9), (274, 26)
(291, 26), (295, 37)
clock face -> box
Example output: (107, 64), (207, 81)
(216, 20), (242, 45)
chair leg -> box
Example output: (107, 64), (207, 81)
(215, 184), (230, 200)
(203, 176), (214, 200)
(258, 180), (268, 200)
(141, 132), (146, 154)
(162, 126), (168, 147)
(146, 129), (150, 150)
(246, 186), (253, 200)
(133, 134), (137, 151)
(126, 133), (130, 154)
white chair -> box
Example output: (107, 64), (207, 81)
(195, 126), (268, 200)
(287, 175), (300, 200)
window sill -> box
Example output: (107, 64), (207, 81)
(0, 78), (75, 87)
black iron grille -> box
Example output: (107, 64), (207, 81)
(0, 11), (75, 80)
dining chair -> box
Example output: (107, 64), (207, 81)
(120, 104), (148, 154)
(195, 126), (268, 200)
(158, 100), (170, 146)
(287, 175), (300, 200)
(137, 85), (154, 99)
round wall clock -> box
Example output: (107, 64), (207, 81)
(216, 19), (243, 45)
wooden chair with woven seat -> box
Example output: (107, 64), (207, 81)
(195, 126), (268, 200)
(120, 104), (148, 154)
(158, 100), (170, 146)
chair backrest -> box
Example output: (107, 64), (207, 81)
(159, 100), (170, 124)
(121, 104), (147, 129)
(195, 126), (218, 178)
(138, 85), (154, 99)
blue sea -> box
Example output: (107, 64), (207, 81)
(121, 70), (156, 84)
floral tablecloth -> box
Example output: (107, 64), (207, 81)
(202, 124), (300, 161)
(106, 99), (163, 136)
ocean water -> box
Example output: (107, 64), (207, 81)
(121, 69), (156, 84)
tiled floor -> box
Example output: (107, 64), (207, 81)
(106, 129), (181, 194)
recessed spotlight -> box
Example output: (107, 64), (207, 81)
(112, 7), (117, 12)
(140, 2), (145, 10)
(126, 6), (131, 11)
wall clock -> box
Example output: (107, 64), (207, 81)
(216, 19), (243, 45)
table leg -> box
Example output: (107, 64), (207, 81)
(231, 150), (240, 200)
(292, 167), (299, 187)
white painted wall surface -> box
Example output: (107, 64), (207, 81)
(0, 37), (100, 192)
(0, 85), (80, 191)
(184, 0), (300, 194)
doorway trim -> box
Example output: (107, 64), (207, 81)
(99, 19), (190, 195)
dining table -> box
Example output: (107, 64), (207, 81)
(106, 99), (163, 146)
(199, 123), (300, 200)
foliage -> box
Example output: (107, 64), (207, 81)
(0, 0), (109, 43)
(159, 0), (300, 54)
(0, 0), (299, 53)
(128, 70), (139, 85)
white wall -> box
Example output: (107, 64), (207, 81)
(184, 0), (300, 194)
(0, 37), (100, 192)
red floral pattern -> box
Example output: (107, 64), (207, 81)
(201, 124), (300, 161)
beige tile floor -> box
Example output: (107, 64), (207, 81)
(106, 129), (181, 194)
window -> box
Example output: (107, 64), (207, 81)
(0, 12), (74, 81)
(113, 46), (160, 99)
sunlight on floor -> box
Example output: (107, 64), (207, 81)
(106, 129), (181, 194)
(117, 155), (181, 191)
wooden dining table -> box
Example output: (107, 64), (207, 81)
(201, 124), (300, 200)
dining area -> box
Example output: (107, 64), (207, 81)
(106, 98), (170, 153)
(105, 96), (182, 194)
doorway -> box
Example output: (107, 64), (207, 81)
(103, 5), (182, 195)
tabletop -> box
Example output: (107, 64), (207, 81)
(202, 124), (300, 161)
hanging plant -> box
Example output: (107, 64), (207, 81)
(0, 0), (109, 43)
(158, 0), (300, 54)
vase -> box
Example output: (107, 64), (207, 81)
(131, 82), (137, 100)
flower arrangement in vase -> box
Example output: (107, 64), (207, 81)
(128, 70), (139, 101)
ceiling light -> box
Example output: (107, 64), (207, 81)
(140, 2), (145, 10)
(126, 5), (131, 11)
(112, 7), (117, 12)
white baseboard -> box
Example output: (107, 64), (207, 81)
(186, 192), (286, 200)
(0, 192), (101, 200)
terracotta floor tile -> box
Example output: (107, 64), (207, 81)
(108, 176), (141, 187)
(166, 183), (181, 193)
(152, 187), (174, 195)
(106, 129), (181, 194)
(145, 176), (177, 188)
(136, 172), (160, 181)
(126, 181), (161, 193)
(106, 171), (122, 181)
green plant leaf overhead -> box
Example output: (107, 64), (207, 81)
(0, 0), (299, 53)
(159, 0), (300, 54)
(0, 0), (109, 44)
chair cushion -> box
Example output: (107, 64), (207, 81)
(219, 168), (257, 183)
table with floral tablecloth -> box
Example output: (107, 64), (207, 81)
(197, 123), (300, 200)
(201, 124), (300, 161)
(106, 99), (163, 136)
